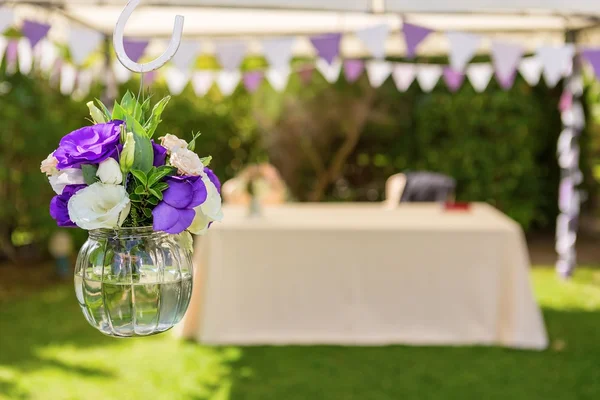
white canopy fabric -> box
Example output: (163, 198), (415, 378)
(10, 1), (600, 57)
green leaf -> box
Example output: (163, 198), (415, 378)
(95, 98), (112, 121)
(134, 185), (146, 195)
(153, 182), (169, 192)
(144, 96), (171, 138)
(148, 167), (175, 187)
(187, 131), (202, 151)
(120, 91), (137, 116)
(149, 188), (163, 200)
(200, 156), (212, 167)
(111, 102), (127, 121)
(129, 194), (142, 203)
(81, 164), (98, 185)
(140, 97), (152, 124)
(142, 208), (153, 218)
(130, 170), (147, 186)
(146, 196), (159, 206)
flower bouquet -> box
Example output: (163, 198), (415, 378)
(41, 92), (223, 337)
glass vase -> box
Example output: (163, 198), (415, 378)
(74, 227), (194, 337)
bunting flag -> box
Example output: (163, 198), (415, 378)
(355, 24), (389, 59)
(123, 38), (149, 63)
(416, 64), (442, 92)
(165, 67), (190, 95)
(581, 49), (600, 80)
(343, 59), (364, 83)
(0, 36), (7, 67)
(215, 41), (247, 71)
(402, 23), (433, 58)
(466, 63), (493, 93)
(518, 57), (543, 86)
(68, 26), (103, 65)
(443, 67), (464, 92)
(22, 20), (51, 49)
(262, 37), (295, 70)
(171, 40), (200, 71)
(243, 70), (263, 93)
(446, 31), (480, 72)
(113, 60), (132, 84)
(60, 64), (77, 96)
(17, 38), (33, 75)
(5, 40), (19, 74)
(0, 7), (14, 33)
(536, 45), (575, 88)
(74, 69), (93, 99)
(216, 70), (241, 95)
(310, 33), (341, 65)
(366, 60), (392, 88)
(559, 89), (573, 112)
(316, 58), (342, 83)
(491, 41), (524, 90)
(39, 39), (58, 72)
(266, 67), (290, 92)
(392, 63), (416, 91)
(298, 65), (314, 85)
(192, 71), (214, 97)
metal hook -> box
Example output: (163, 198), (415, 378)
(113, 0), (184, 73)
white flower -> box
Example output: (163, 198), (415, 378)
(49, 168), (85, 195)
(40, 153), (58, 176)
(170, 148), (204, 176)
(160, 134), (188, 153)
(96, 158), (123, 185)
(189, 172), (223, 235)
(68, 183), (131, 230)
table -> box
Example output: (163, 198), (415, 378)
(175, 203), (548, 349)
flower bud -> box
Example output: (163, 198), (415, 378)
(87, 101), (106, 124)
(96, 158), (123, 185)
(120, 132), (136, 174)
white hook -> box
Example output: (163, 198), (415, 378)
(113, 0), (184, 73)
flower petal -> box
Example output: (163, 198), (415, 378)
(162, 179), (194, 209)
(152, 202), (195, 234)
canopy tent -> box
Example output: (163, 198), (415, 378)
(3, 0), (592, 277)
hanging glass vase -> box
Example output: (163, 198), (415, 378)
(74, 227), (194, 337)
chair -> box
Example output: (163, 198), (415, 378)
(384, 172), (455, 208)
(222, 163), (287, 205)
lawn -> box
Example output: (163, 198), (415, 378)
(1, 267), (600, 400)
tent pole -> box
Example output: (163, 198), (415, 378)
(556, 29), (584, 279)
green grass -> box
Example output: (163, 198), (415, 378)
(1, 267), (600, 400)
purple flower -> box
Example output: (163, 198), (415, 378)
(204, 167), (221, 194)
(54, 121), (124, 170)
(152, 175), (207, 234)
(49, 184), (86, 227)
(153, 141), (167, 167)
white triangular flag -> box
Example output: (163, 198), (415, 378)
(366, 60), (392, 88)
(262, 37), (295, 70)
(355, 24), (389, 59)
(192, 71), (214, 96)
(491, 41), (524, 84)
(316, 58), (342, 83)
(416, 64), (442, 92)
(392, 63), (416, 91)
(215, 41), (247, 71)
(74, 69), (93, 100)
(536, 45), (575, 88)
(171, 40), (200, 71)
(216, 70), (241, 96)
(69, 27), (103, 66)
(466, 63), (493, 93)
(0, 7), (15, 33)
(0, 37), (7, 67)
(60, 64), (77, 95)
(17, 38), (33, 75)
(266, 67), (291, 92)
(113, 60), (132, 83)
(446, 31), (480, 72)
(518, 57), (543, 86)
(165, 68), (190, 95)
(39, 40), (58, 73)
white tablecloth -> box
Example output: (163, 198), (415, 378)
(176, 203), (548, 349)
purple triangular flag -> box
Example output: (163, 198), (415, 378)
(123, 38), (149, 63)
(559, 89), (573, 112)
(243, 71), (263, 93)
(22, 20), (50, 49)
(496, 70), (517, 90)
(344, 59), (364, 82)
(443, 67), (465, 92)
(491, 41), (523, 90)
(6, 39), (18, 63)
(402, 23), (433, 58)
(582, 49), (600, 80)
(310, 33), (341, 65)
(298, 65), (314, 85)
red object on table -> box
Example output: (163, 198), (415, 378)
(444, 202), (471, 211)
